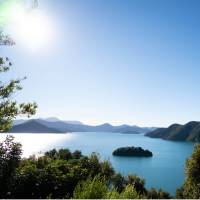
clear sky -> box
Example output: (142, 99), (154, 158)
(1, 0), (200, 127)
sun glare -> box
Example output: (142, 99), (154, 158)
(4, 2), (55, 50)
(16, 10), (54, 50)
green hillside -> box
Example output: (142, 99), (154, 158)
(145, 121), (200, 142)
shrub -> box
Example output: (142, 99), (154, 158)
(73, 175), (108, 199)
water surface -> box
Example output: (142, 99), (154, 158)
(0, 132), (194, 195)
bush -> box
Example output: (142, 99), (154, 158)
(112, 173), (126, 192)
(145, 188), (171, 199)
(126, 174), (146, 194)
(119, 184), (140, 199)
(106, 188), (120, 199)
(73, 175), (108, 199)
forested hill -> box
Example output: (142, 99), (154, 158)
(145, 121), (200, 142)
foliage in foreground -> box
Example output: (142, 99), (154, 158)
(0, 62), (37, 131)
(176, 144), (200, 199)
(0, 57), (37, 132)
(0, 30), (37, 133)
(0, 135), (172, 199)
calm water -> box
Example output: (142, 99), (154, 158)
(0, 132), (194, 195)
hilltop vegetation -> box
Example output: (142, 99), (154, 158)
(146, 121), (200, 142)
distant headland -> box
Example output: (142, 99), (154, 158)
(145, 121), (200, 142)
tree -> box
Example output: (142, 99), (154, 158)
(112, 173), (126, 193)
(73, 175), (108, 199)
(106, 188), (120, 199)
(119, 184), (140, 199)
(176, 187), (184, 199)
(86, 153), (102, 177)
(146, 188), (171, 199)
(0, 26), (37, 196)
(58, 148), (72, 160)
(100, 160), (115, 181)
(126, 174), (146, 194)
(0, 31), (15, 46)
(181, 144), (200, 198)
(0, 32), (37, 132)
(72, 150), (82, 159)
(0, 135), (22, 198)
(45, 148), (57, 159)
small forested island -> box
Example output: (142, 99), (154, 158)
(112, 146), (153, 157)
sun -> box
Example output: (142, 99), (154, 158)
(1, 1), (55, 50)
(15, 9), (54, 50)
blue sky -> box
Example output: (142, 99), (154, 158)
(1, 0), (200, 127)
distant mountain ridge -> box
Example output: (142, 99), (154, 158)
(145, 121), (200, 142)
(10, 118), (155, 134)
(9, 120), (62, 133)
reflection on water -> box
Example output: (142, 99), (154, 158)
(0, 132), (194, 195)
(0, 133), (74, 157)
